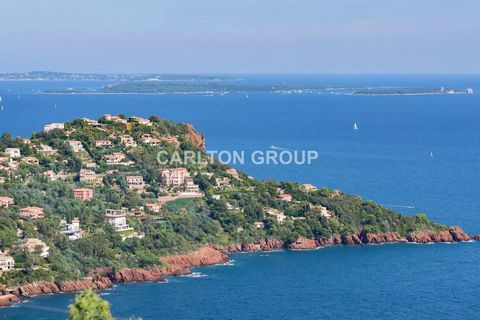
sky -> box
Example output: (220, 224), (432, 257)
(0, 0), (479, 74)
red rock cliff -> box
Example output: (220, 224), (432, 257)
(184, 124), (205, 149)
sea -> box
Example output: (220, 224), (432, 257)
(0, 74), (479, 319)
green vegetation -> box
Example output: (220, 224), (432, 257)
(0, 114), (444, 287)
(68, 288), (114, 320)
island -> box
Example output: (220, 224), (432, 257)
(0, 114), (476, 307)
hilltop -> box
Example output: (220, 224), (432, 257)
(0, 114), (475, 303)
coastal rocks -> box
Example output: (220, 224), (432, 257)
(359, 231), (404, 244)
(16, 281), (60, 297)
(405, 227), (471, 243)
(113, 268), (165, 283)
(160, 246), (228, 274)
(58, 277), (113, 292)
(240, 239), (284, 252)
(14, 277), (114, 297)
(183, 124), (205, 149)
(288, 237), (318, 250)
(406, 230), (453, 243)
(0, 294), (21, 307)
(448, 226), (471, 242)
(341, 234), (363, 245)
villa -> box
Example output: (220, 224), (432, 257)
(185, 177), (200, 192)
(226, 168), (239, 179)
(4, 148), (21, 158)
(215, 177), (231, 188)
(16, 137), (31, 145)
(302, 184), (317, 192)
(79, 169), (103, 185)
(265, 208), (287, 224)
(94, 139), (113, 147)
(0, 196), (14, 208)
(19, 206), (45, 219)
(130, 116), (153, 126)
(160, 167), (190, 187)
(22, 238), (49, 258)
(68, 140), (85, 152)
(73, 188), (94, 201)
(60, 218), (82, 240)
(44, 123), (65, 132)
(80, 118), (101, 126)
(21, 156), (39, 165)
(105, 209), (133, 232)
(126, 176), (145, 190)
(140, 134), (161, 146)
(103, 114), (128, 125)
(278, 194), (292, 202)
(120, 135), (137, 148)
(0, 253), (15, 272)
(104, 152), (125, 165)
(145, 202), (162, 213)
(36, 144), (57, 156)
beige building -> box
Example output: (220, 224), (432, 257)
(0, 253), (15, 271)
(44, 123), (65, 132)
(19, 206), (45, 219)
(4, 148), (21, 158)
(126, 176), (145, 190)
(160, 168), (190, 187)
(0, 196), (14, 208)
(22, 238), (50, 258)
(79, 169), (103, 185)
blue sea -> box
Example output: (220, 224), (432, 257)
(0, 75), (479, 319)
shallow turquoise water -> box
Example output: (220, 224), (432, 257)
(0, 75), (479, 319)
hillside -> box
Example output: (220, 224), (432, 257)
(0, 114), (470, 288)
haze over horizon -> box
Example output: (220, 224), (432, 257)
(1, 0), (479, 74)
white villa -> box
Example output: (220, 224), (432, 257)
(60, 218), (82, 240)
(105, 209), (133, 232)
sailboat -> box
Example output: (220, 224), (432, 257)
(430, 152), (434, 158)
(353, 122), (359, 130)
(0, 96), (2, 103)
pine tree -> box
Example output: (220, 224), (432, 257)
(68, 287), (114, 320)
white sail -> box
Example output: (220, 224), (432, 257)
(353, 122), (358, 130)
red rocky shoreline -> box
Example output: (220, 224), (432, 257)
(0, 226), (477, 307)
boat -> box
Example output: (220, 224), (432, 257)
(353, 122), (358, 130)
(430, 152), (434, 158)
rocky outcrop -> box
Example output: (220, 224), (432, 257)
(16, 281), (61, 297)
(341, 234), (363, 245)
(183, 124), (205, 149)
(14, 277), (114, 297)
(160, 246), (228, 273)
(58, 278), (113, 292)
(0, 294), (21, 307)
(406, 227), (471, 243)
(113, 268), (165, 283)
(289, 237), (318, 250)
(411, 230), (451, 243)
(359, 231), (404, 244)
(113, 247), (228, 282)
(448, 226), (471, 242)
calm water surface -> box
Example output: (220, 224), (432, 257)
(0, 75), (479, 319)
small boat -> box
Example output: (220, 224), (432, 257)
(430, 152), (434, 158)
(0, 96), (2, 103)
(353, 122), (359, 130)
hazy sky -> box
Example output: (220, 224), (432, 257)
(0, 0), (479, 74)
